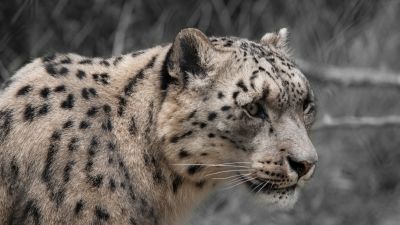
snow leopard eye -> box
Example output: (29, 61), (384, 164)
(244, 102), (268, 120)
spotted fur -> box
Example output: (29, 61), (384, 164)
(0, 28), (317, 225)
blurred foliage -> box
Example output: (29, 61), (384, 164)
(1, 1), (400, 225)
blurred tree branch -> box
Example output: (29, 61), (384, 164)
(112, 1), (135, 55)
(298, 60), (400, 87)
(313, 114), (400, 130)
(300, 60), (400, 130)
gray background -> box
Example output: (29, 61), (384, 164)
(1, 0), (400, 224)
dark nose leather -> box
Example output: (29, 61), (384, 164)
(287, 156), (316, 178)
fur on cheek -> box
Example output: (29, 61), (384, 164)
(249, 188), (299, 210)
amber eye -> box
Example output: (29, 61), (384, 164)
(244, 103), (268, 119)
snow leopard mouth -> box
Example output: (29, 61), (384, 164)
(239, 175), (297, 194)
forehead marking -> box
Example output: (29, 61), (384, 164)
(236, 80), (248, 92)
(213, 37), (310, 107)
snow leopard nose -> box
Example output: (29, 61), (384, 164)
(286, 156), (316, 179)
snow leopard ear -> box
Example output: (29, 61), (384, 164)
(168, 28), (216, 87)
(260, 28), (289, 49)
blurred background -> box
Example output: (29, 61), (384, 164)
(1, 0), (400, 224)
